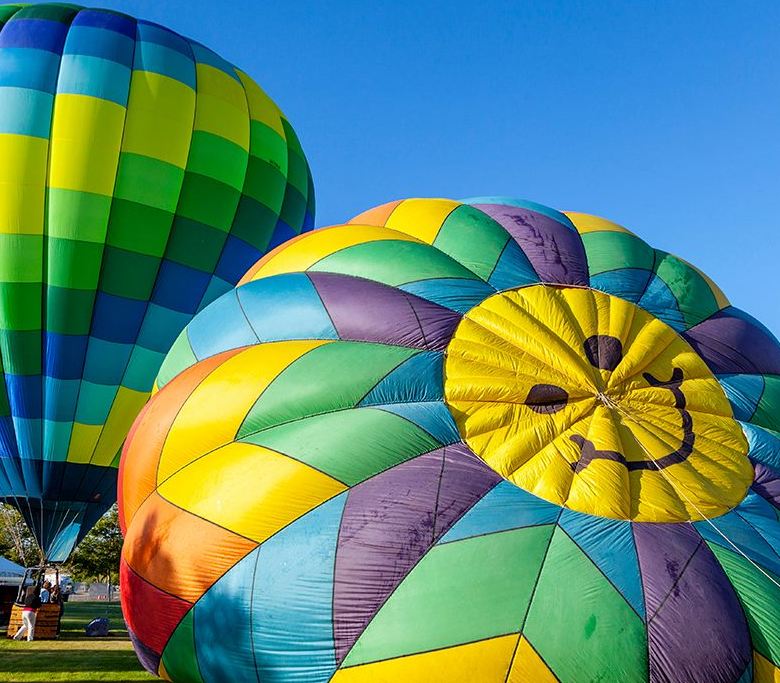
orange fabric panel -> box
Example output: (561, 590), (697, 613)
(118, 348), (244, 530)
(122, 491), (257, 604)
(348, 199), (403, 227)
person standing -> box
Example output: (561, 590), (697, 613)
(40, 581), (51, 604)
(13, 588), (42, 642)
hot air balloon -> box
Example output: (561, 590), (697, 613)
(119, 198), (779, 682)
(0, 3), (314, 562)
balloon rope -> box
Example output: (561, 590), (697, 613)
(604, 396), (780, 591)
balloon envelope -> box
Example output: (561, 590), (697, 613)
(121, 198), (780, 682)
(0, 3), (314, 561)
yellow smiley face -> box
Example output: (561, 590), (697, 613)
(444, 285), (753, 523)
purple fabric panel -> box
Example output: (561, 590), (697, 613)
(332, 443), (500, 662)
(683, 313), (780, 375)
(633, 523), (751, 683)
(128, 628), (162, 675)
(752, 461), (780, 508)
(308, 272), (461, 351)
(473, 204), (589, 285)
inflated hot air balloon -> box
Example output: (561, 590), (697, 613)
(119, 198), (779, 682)
(0, 3), (314, 561)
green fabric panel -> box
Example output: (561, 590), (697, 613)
(237, 343), (418, 438)
(248, 120), (287, 169)
(105, 199), (174, 256)
(155, 330), (197, 389)
(582, 231), (655, 275)
(433, 204), (510, 281)
(185, 132), (248, 190)
(653, 252), (719, 328)
(0, 6), (24, 23)
(285, 147), (309, 195)
(175, 171), (240, 232)
(229, 195), (278, 249)
(99, 247), (160, 300)
(310, 240), (480, 287)
(0, 234), (42, 282)
(343, 525), (556, 667)
(0, 330), (40, 374)
(165, 218), (227, 272)
(709, 543), (780, 664)
(45, 286), (95, 335)
(46, 188), (112, 243)
(523, 527), (648, 683)
(242, 408), (440, 486)
(161, 608), (204, 683)
(113, 153), (185, 213)
(45, 238), (103, 289)
(0, 283), (42, 330)
(241, 156), (287, 210)
(19, 3), (76, 20)
(0, 368), (10, 415)
(279, 184), (306, 231)
(752, 377), (780, 433)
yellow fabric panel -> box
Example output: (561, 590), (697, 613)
(193, 64), (249, 151)
(157, 660), (170, 681)
(66, 422), (102, 464)
(332, 634), (519, 683)
(755, 651), (780, 683)
(157, 340), (329, 483)
(444, 285), (752, 522)
(384, 198), (461, 244)
(0, 134), (47, 234)
(245, 224), (421, 280)
(564, 211), (633, 235)
(48, 94), (125, 196)
(91, 387), (151, 467)
(158, 442), (346, 543)
(507, 636), (559, 683)
(122, 71), (196, 167)
(235, 69), (285, 138)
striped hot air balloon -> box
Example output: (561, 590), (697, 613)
(0, 3), (314, 561)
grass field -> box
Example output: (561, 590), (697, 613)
(0, 601), (155, 682)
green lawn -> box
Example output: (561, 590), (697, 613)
(0, 601), (155, 682)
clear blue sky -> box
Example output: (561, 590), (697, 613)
(37, 1), (780, 334)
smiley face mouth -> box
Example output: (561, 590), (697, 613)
(524, 333), (696, 473)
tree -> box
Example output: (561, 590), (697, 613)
(0, 503), (41, 566)
(65, 505), (122, 600)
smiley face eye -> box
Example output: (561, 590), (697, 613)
(525, 383), (569, 413)
(583, 334), (623, 371)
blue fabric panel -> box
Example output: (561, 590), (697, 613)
(197, 276), (233, 313)
(590, 268), (654, 304)
(91, 292), (147, 343)
(0, 86), (53, 136)
(42, 418), (73, 462)
(188, 290), (258, 361)
(42, 378), (79, 421)
(44, 332), (88, 380)
(133, 38), (195, 88)
(719, 374), (764, 422)
(6, 374), (42, 419)
(214, 235), (260, 283)
(0, 19), (69, 53)
(151, 259), (210, 313)
(136, 20), (193, 60)
(373, 401), (460, 446)
(0, 47), (61, 91)
(136, 303), (190, 354)
(250, 493), (346, 683)
(638, 274), (687, 331)
(399, 278), (494, 314)
(74, 381), (117, 424)
(82, 338), (133, 385)
(743, 421), (780, 470)
(463, 196), (578, 231)
(360, 351), (443, 405)
(11, 416), (41, 459)
(237, 275), (338, 342)
(193, 549), (258, 682)
(62, 24), (135, 64)
(560, 508), (645, 617)
(488, 238), (539, 291)
(71, 9), (136, 40)
(439, 480), (560, 543)
(57, 54), (131, 105)
(189, 42), (239, 81)
(267, 220), (297, 251)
